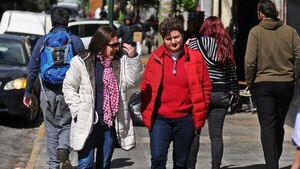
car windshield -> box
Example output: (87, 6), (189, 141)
(0, 41), (26, 66)
(69, 23), (110, 38)
(6, 32), (41, 49)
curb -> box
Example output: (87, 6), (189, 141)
(26, 123), (45, 169)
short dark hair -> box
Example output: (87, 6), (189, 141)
(258, 0), (278, 20)
(159, 17), (184, 38)
(51, 8), (69, 27)
(88, 26), (118, 55)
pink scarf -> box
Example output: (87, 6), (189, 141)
(97, 54), (119, 127)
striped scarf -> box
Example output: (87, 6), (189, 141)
(97, 54), (119, 127)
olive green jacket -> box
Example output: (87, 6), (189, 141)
(245, 18), (300, 87)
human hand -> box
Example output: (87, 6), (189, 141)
(122, 43), (137, 58)
(23, 96), (32, 108)
(185, 38), (196, 45)
(195, 129), (201, 136)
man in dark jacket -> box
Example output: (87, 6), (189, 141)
(245, 0), (300, 168)
(23, 8), (85, 169)
(118, 13), (143, 54)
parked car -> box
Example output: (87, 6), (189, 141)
(0, 10), (52, 48)
(50, 1), (81, 19)
(68, 19), (120, 49)
(0, 34), (41, 123)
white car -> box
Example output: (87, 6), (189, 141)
(68, 19), (120, 49)
(0, 10), (52, 47)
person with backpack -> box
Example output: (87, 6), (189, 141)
(62, 26), (142, 169)
(23, 8), (85, 169)
(187, 16), (240, 169)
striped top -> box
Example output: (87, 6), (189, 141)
(189, 36), (240, 99)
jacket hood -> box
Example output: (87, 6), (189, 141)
(259, 18), (283, 30)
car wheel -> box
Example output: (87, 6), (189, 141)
(26, 94), (40, 123)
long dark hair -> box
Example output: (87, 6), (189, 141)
(257, 0), (278, 20)
(88, 26), (118, 56)
(199, 16), (234, 64)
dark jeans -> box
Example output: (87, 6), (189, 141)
(188, 92), (229, 169)
(251, 81), (294, 169)
(77, 122), (116, 169)
(150, 114), (195, 169)
(40, 88), (71, 169)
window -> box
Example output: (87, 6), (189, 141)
(69, 23), (108, 38)
(0, 41), (26, 65)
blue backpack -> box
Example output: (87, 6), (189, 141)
(39, 31), (73, 84)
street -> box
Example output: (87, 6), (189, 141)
(0, 114), (41, 169)
(29, 112), (295, 169)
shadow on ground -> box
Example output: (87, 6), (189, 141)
(111, 158), (134, 168)
(0, 113), (43, 128)
(222, 164), (291, 169)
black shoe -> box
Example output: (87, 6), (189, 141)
(57, 149), (73, 169)
(212, 163), (221, 169)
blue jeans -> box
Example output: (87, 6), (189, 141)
(77, 122), (115, 169)
(40, 88), (71, 169)
(150, 114), (195, 169)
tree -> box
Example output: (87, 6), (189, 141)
(158, 0), (172, 45)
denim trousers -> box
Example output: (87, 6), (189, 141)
(188, 91), (229, 169)
(40, 88), (71, 169)
(77, 122), (115, 169)
(150, 114), (195, 169)
(251, 81), (294, 169)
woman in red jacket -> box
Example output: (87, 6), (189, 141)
(140, 17), (211, 169)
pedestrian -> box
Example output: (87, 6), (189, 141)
(187, 16), (240, 169)
(118, 12), (143, 54)
(62, 26), (142, 169)
(23, 8), (85, 169)
(244, 0), (300, 168)
(141, 17), (212, 169)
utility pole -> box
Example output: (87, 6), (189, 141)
(108, 0), (114, 28)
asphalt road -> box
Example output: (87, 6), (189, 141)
(0, 114), (41, 169)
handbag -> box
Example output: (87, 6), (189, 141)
(227, 91), (241, 114)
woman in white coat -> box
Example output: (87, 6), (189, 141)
(62, 26), (142, 169)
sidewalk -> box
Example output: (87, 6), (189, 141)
(27, 112), (295, 169)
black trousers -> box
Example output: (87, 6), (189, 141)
(188, 91), (229, 169)
(251, 81), (294, 169)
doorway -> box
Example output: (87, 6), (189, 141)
(231, 0), (259, 80)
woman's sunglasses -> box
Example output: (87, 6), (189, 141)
(107, 42), (120, 48)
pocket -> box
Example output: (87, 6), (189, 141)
(210, 92), (230, 108)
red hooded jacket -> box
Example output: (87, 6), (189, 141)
(140, 44), (211, 132)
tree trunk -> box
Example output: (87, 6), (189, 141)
(158, 0), (172, 45)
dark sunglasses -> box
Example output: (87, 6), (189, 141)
(107, 42), (120, 48)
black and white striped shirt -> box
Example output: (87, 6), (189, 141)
(189, 36), (240, 98)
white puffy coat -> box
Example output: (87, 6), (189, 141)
(62, 51), (142, 151)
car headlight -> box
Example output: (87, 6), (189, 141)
(4, 78), (27, 90)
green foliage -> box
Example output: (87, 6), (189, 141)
(118, 11), (125, 24)
(176, 0), (199, 12)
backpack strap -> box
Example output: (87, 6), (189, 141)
(63, 39), (71, 64)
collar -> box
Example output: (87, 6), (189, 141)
(164, 44), (189, 62)
(50, 25), (69, 33)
